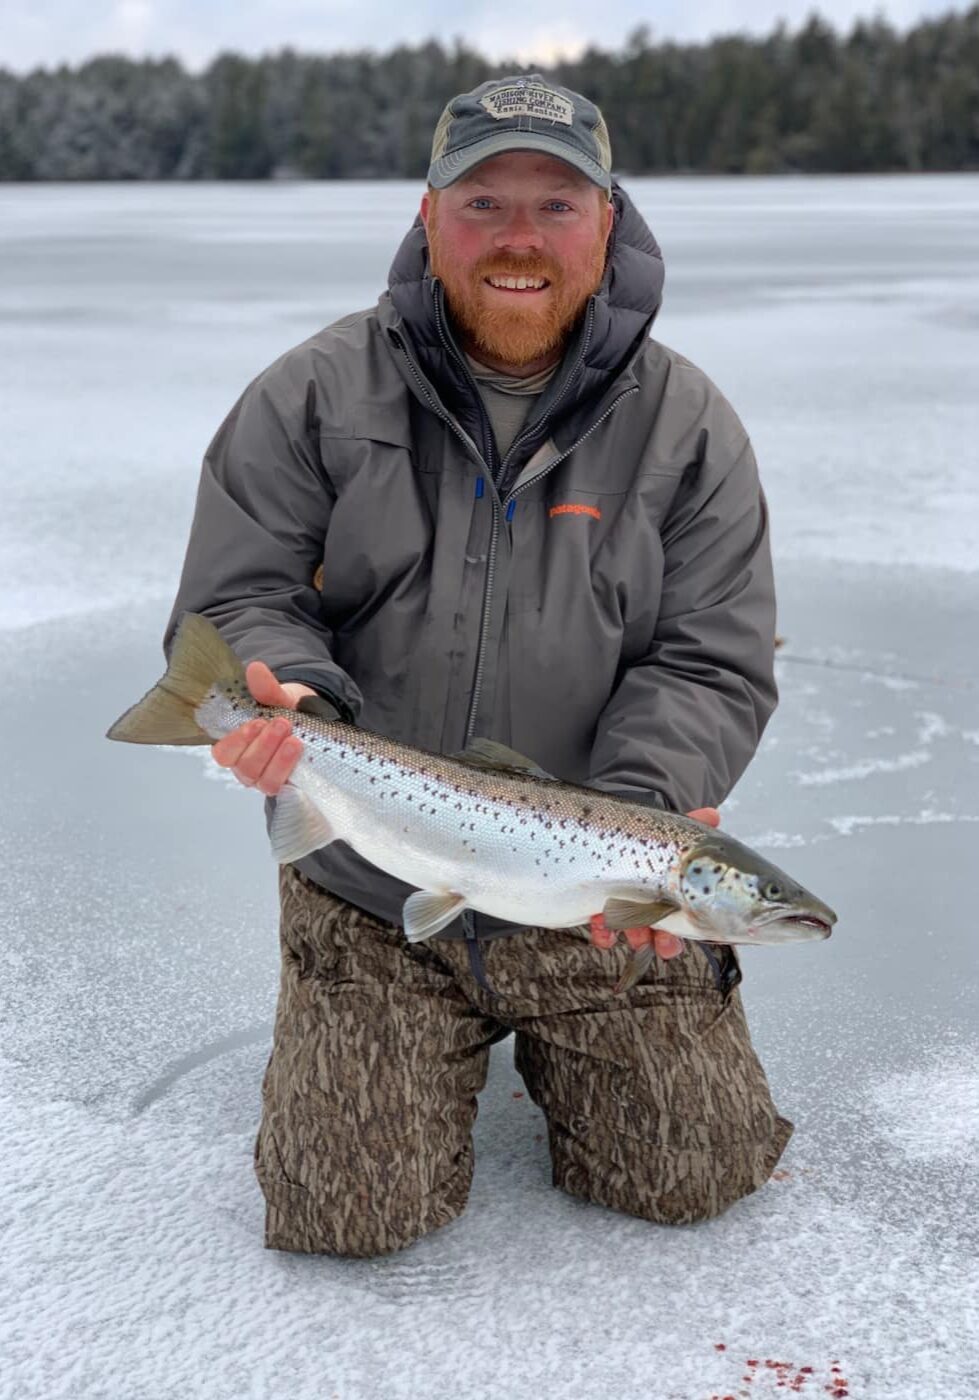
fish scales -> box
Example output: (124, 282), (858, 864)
(107, 612), (838, 964)
(198, 686), (692, 930)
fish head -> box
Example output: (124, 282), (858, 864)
(679, 836), (837, 945)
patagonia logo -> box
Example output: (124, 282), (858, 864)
(549, 503), (601, 521)
(480, 84), (574, 126)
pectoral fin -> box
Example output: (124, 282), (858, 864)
(269, 785), (336, 863)
(402, 890), (468, 943)
(601, 896), (681, 932)
(614, 944), (657, 995)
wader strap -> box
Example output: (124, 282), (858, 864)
(699, 941), (742, 997)
(462, 911), (498, 997)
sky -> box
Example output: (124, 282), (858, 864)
(1, 0), (967, 73)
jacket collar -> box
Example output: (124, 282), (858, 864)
(379, 180), (665, 466)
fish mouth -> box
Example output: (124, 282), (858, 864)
(783, 913), (834, 936)
(752, 911), (835, 942)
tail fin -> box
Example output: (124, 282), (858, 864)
(106, 613), (247, 746)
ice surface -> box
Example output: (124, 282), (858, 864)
(1, 176), (977, 1399)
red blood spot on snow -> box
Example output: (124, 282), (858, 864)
(747, 1360), (759, 1367)
(715, 1343), (727, 1351)
(512, 1091), (524, 1098)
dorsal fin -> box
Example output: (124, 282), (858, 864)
(448, 738), (558, 781)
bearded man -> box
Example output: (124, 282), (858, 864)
(166, 75), (792, 1256)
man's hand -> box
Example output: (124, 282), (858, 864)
(589, 806), (721, 961)
(211, 662), (316, 796)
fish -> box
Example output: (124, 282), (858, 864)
(107, 612), (837, 992)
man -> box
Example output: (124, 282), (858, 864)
(166, 75), (792, 1257)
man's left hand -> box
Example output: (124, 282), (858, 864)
(588, 807), (721, 960)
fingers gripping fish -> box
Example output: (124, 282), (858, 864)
(107, 613), (836, 991)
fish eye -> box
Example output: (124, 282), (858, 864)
(763, 880), (783, 900)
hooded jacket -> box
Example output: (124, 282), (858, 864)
(165, 181), (778, 940)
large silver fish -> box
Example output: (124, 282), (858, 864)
(107, 613), (836, 991)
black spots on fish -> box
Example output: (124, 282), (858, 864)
(455, 801), (462, 810)
(406, 794), (413, 802)
(370, 776), (377, 785)
(544, 821), (552, 831)
(581, 804), (592, 817)
(714, 864), (722, 873)
(469, 822), (476, 831)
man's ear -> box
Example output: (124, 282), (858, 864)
(420, 189), (432, 233)
(604, 194), (614, 242)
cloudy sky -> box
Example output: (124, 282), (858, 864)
(2, 0), (964, 72)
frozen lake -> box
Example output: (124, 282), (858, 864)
(1, 175), (977, 1399)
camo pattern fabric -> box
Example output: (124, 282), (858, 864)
(254, 864), (793, 1257)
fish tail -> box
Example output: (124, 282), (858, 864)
(106, 612), (248, 746)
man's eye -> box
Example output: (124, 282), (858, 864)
(547, 202), (573, 212)
(469, 198), (495, 210)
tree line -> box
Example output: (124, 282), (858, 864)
(1, 8), (977, 180)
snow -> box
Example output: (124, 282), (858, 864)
(1, 175), (977, 1399)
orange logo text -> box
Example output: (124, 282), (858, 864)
(549, 503), (601, 520)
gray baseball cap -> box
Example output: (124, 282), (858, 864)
(427, 74), (612, 191)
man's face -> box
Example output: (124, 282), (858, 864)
(420, 151), (614, 372)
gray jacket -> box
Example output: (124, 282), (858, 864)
(165, 181), (778, 939)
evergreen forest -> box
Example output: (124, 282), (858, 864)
(1, 7), (977, 180)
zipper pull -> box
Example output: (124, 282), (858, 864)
(505, 499), (516, 522)
(475, 477), (485, 499)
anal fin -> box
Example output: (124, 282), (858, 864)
(269, 785), (336, 863)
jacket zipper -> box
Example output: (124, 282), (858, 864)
(496, 298), (597, 490)
(464, 384), (640, 745)
(390, 319), (639, 748)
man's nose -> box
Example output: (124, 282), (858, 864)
(493, 210), (544, 252)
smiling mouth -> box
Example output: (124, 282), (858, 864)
(484, 276), (551, 293)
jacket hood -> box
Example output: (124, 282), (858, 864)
(383, 180), (665, 465)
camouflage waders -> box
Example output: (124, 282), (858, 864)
(254, 864), (793, 1257)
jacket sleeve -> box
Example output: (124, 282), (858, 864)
(586, 433), (777, 813)
(163, 365), (364, 723)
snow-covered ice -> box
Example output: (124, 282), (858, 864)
(1, 176), (977, 1399)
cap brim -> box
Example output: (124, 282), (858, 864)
(428, 131), (610, 190)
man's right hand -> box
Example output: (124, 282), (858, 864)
(211, 661), (316, 796)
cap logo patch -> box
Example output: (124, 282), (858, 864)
(480, 85), (574, 126)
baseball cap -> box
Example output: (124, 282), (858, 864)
(427, 74), (612, 191)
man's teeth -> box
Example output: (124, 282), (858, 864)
(487, 276), (548, 290)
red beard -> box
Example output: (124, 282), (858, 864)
(427, 217), (609, 369)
